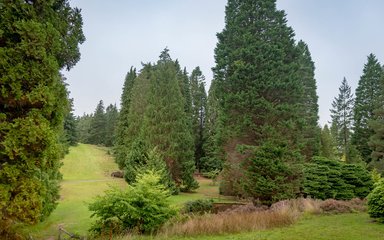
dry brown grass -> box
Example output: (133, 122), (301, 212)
(160, 207), (298, 237)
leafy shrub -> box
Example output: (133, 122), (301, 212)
(184, 199), (214, 214)
(367, 179), (384, 222)
(88, 170), (177, 235)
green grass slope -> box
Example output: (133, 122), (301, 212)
(24, 144), (126, 238)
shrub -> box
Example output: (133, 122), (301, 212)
(183, 199), (214, 214)
(88, 170), (177, 235)
(367, 179), (384, 222)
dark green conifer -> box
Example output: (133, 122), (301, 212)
(88, 100), (106, 145)
(353, 54), (383, 163)
(319, 124), (338, 159)
(213, 0), (304, 199)
(297, 40), (320, 160)
(104, 104), (119, 147)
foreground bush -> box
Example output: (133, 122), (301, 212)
(88, 170), (177, 235)
(368, 179), (384, 222)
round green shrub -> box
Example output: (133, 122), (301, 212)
(367, 179), (384, 222)
(184, 199), (214, 214)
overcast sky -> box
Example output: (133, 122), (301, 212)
(65, 0), (384, 126)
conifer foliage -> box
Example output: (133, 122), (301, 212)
(212, 0), (306, 200)
(0, 0), (84, 231)
(330, 78), (354, 162)
(115, 49), (198, 191)
(353, 54), (383, 163)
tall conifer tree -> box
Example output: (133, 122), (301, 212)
(114, 68), (137, 168)
(212, 0), (303, 202)
(0, 0), (84, 231)
(190, 67), (207, 171)
(88, 100), (106, 145)
(105, 104), (119, 147)
(297, 40), (320, 160)
(330, 78), (354, 162)
(353, 54), (383, 163)
(368, 67), (384, 172)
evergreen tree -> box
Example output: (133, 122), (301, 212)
(353, 54), (383, 163)
(319, 124), (338, 159)
(114, 67), (137, 168)
(88, 100), (107, 145)
(63, 110), (78, 147)
(213, 0), (304, 198)
(190, 67), (208, 171)
(104, 104), (119, 147)
(76, 113), (93, 144)
(0, 0), (84, 232)
(369, 68), (384, 172)
(118, 50), (198, 191)
(330, 78), (354, 162)
(297, 40), (320, 160)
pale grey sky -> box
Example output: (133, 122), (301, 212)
(65, 0), (384, 126)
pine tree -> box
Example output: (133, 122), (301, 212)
(88, 100), (107, 145)
(190, 67), (207, 171)
(297, 40), (320, 160)
(353, 54), (383, 163)
(76, 113), (93, 143)
(104, 104), (119, 147)
(330, 78), (354, 162)
(63, 110), (78, 147)
(0, 0), (84, 231)
(213, 0), (304, 200)
(114, 67), (137, 168)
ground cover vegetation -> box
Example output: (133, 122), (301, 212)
(2, 0), (384, 239)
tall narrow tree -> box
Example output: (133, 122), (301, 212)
(190, 67), (207, 171)
(105, 104), (119, 147)
(212, 0), (304, 202)
(353, 54), (383, 163)
(88, 100), (106, 145)
(297, 40), (320, 160)
(330, 78), (354, 162)
(114, 67), (137, 168)
(369, 67), (384, 172)
(0, 0), (84, 232)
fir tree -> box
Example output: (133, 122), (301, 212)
(297, 40), (320, 160)
(369, 68), (384, 172)
(213, 0), (304, 199)
(76, 113), (93, 144)
(353, 54), (383, 163)
(190, 67), (207, 171)
(104, 104), (119, 147)
(330, 78), (354, 162)
(0, 0), (84, 231)
(88, 100), (106, 145)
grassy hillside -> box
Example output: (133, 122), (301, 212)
(24, 144), (126, 238)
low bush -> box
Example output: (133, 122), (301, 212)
(88, 170), (177, 235)
(367, 179), (384, 222)
(184, 199), (214, 214)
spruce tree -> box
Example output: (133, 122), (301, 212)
(297, 40), (320, 160)
(114, 67), (137, 168)
(0, 0), (84, 231)
(369, 68), (384, 172)
(76, 113), (93, 144)
(353, 54), (383, 163)
(330, 78), (354, 162)
(190, 67), (207, 171)
(213, 0), (304, 200)
(104, 104), (119, 147)
(88, 100), (107, 145)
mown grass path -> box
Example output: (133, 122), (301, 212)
(24, 144), (126, 239)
